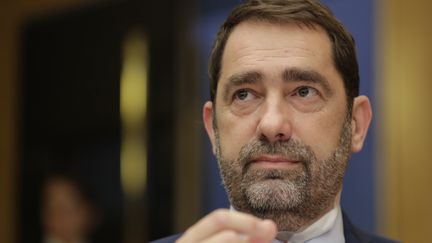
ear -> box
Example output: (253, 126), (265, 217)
(350, 95), (372, 153)
(203, 101), (217, 155)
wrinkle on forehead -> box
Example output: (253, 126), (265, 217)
(230, 46), (318, 67)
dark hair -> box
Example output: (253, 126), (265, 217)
(208, 0), (359, 109)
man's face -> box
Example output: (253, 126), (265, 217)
(203, 20), (370, 231)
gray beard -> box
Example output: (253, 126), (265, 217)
(215, 117), (352, 231)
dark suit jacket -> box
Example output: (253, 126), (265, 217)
(151, 212), (398, 243)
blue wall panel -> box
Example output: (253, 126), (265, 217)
(195, 8), (235, 213)
(322, 0), (376, 232)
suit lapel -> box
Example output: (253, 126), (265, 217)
(343, 211), (373, 243)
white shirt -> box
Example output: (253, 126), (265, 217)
(230, 205), (345, 243)
(273, 206), (345, 243)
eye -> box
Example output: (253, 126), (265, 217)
(230, 88), (261, 115)
(289, 85), (325, 113)
(234, 89), (254, 101)
(294, 86), (318, 98)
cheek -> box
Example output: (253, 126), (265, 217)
(294, 111), (346, 160)
(217, 114), (257, 159)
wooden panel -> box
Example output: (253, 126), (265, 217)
(377, 0), (432, 242)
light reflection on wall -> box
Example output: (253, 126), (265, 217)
(120, 30), (148, 200)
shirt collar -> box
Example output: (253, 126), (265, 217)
(273, 205), (344, 243)
(229, 204), (344, 243)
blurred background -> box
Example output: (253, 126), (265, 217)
(1, 0), (431, 242)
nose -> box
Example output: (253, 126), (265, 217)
(256, 98), (292, 143)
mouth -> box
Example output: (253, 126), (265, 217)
(249, 155), (301, 169)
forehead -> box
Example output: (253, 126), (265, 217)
(219, 20), (337, 84)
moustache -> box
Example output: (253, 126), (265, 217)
(237, 138), (315, 169)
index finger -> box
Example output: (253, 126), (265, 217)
(178, 209), (277, 242)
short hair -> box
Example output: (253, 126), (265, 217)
(208, 0), (359, 109)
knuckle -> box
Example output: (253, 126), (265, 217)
(211, 209), (229, 226)
(212, 208), (229, 216)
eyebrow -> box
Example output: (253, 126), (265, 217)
(282, 68), (333, 96)
(222, 71), (263, 101)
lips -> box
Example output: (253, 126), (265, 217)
(253, 155), (299, 163)
(249, 155), (301, 169)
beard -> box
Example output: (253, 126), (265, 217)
(214, 116), (352, 231)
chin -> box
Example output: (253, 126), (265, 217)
(244, 179), (306, 212)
